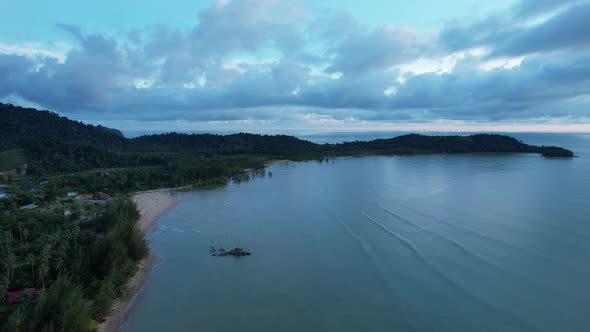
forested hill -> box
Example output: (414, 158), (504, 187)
(0, 103), (132, 173)
(334, 133), (573, 157)
(0, 103), (574, 174)
(0, 103), (127, 150)
(132, 132), (322, 156)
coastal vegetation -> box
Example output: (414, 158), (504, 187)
(0, 200), (146, 331)
(0, 103), (574, 178)
(0, 102), (574, 330)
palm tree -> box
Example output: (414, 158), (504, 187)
(17, 223), (24, 248)
(26, 253), (36, 282)
(70, 226), (80, 251)
(53, 233), (68, 273)
(5, 231), (12, 254)
(0, 276), (8, 304)
(39, 245), (51, 289)
(22, 228), (29, 252)
(4, 253), (16, 282)
(7, 307), (26, 331)
(38, 260), (49, 289)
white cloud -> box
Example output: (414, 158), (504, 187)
(480, 56), (525, 71)
(0, 42), (70, 62)
(1, 0), (589, 130)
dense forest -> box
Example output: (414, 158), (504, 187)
(0, 103), (574, 176)
(0, 200), (147, 331)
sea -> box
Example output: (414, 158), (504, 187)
(122, 132), (590, 332)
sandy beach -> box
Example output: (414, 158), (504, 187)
(99, 163), (279, 331)
(132, 190), (181, 233)
(99, 189), (179, 332)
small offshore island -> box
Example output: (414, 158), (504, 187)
(0, 103), (576, 331)
(210, 245), (252, 257)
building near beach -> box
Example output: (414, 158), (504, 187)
(7, 289), (39, 304)
(20, 203), (39, 210)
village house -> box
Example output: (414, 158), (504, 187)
(7, 288), (39, 304)
(74, 194), (93, 200)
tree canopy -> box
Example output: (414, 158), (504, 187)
(0, 103), (573, 177)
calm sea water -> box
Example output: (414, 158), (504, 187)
(123, 133), (590, 332)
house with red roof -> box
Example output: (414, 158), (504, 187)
(7, 288), (38, 304)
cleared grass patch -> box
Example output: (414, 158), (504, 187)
(0, 149), (26, 172)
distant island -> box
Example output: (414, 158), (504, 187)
(0, 103), (574, 331)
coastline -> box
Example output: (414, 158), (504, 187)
(264, 159), (288, 167)
(132, 189), (181, 233)
(98, 162), (283, 331)
(241, 159), (289, 172)
(98, 189), (179, 332)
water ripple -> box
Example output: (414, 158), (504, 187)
(360, 210), (543, 332)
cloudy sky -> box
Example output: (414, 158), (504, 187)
(1, 0), (589, 132)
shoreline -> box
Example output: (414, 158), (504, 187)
(132, 189), (181, 233)
(243, 159), (289, 172)
(98, 189), (179, 332)
(264, 159), (288, 167)
(98, 162), (284, 331)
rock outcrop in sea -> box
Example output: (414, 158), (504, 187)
(210, 244), (251, 257)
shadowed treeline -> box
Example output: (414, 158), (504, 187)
(0, 103), (573, 177)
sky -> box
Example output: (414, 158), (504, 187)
(1, 0), (589, 133)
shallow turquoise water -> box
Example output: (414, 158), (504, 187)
(123, 133), (590, 332)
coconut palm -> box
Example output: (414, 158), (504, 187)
(0, 276), (8, 304)
(22, 228), (29, 251)
(39, 245), (51, 289)
(4, 253), (16, 282)
(26, 253), (36, 282)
